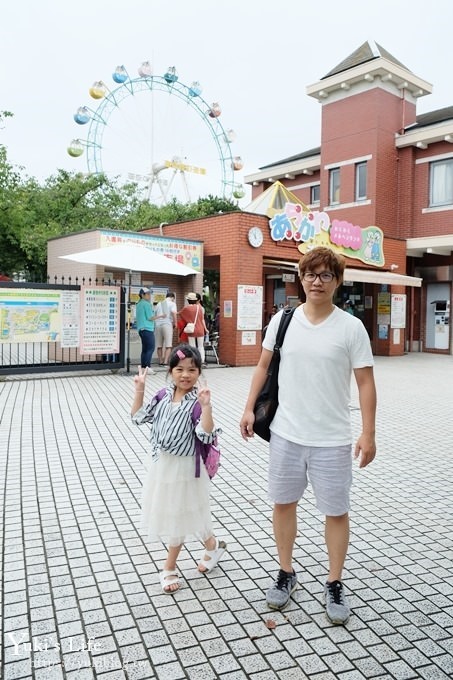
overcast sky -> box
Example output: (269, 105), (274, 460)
(1, 0), (452, 205)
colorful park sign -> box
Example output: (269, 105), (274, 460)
(0, 290), (60, 343)
(269, 203), (385, 267)
(99, 229), (203, 272)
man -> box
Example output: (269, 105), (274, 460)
(155, 292), (177, 366)
(135, 288), (162, 373)
(240, 247), (376, 624)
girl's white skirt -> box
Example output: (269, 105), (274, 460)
(141, 451), (213, 547)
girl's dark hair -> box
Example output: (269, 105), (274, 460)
(168, 343), (202, 371)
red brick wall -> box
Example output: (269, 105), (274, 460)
(405, 141), (453, 237)
(321, 89), (416, 148)
(319, 89), (415, 235)
(396, 146), (416, 239)
(284, 171), (321, 207)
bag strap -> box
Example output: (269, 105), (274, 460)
(191, 401), (203, 478)
(156, 388), (204, 477)
(274, 307), (296, 353)
(155, 387), (200, 420)
(191, 401), (218, 479)
(154, 387), (167, 402)
(155, 387), (201, 424)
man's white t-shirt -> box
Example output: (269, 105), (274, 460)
(155, 299), (177, 327)
(262, 305), (374, 447)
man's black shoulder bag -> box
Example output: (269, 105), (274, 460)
(253, 306), (296, 442)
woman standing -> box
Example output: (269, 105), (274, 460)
(135, 288), (162, 372)
(178, 293), (207, 365)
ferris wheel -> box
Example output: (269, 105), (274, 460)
(67, 62), (245, 204)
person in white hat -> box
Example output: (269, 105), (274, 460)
(178, 293), (207, 365)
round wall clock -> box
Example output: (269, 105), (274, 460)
(248, 226), (264, 248)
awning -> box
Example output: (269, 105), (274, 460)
(406, 234), (453, 257)
(344, 268), (422, 287)
(263, 258), (299, 272)
(263, 259), (423, 287)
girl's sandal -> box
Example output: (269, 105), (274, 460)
(160, 570), (182, 594)
(198, 538), (227, 573)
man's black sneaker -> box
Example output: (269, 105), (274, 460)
(266, 569), (297, 610)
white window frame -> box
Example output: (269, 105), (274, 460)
(429, 159), (453, 207)
(310, 184), (320, 205)
(329, 168), (340, 205)
(355, 162), (367, 201)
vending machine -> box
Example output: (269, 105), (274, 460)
(431, 300), (450, 350)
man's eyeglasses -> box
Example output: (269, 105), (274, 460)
(302, 271), (335, 283)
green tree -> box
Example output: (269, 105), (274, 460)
(0, 110), (13, 128)
(0, 145), (27, 276)
(0, 139), (240, 280)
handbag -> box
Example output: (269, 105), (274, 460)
(253, 307), (296, 441)
(195, 437), (221, 479)
(183, 306), (199, 335)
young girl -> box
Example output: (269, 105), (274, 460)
(131, 343), (226, 593)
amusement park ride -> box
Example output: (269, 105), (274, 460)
(67, 63), (245, 205)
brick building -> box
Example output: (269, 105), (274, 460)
(245, 40), (453, 356)
(48, 41), (453, 365)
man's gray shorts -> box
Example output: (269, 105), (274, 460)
(268, 432), (352, 516)
(155, 324), (173, 349)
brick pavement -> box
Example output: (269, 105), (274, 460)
(1, 354), (453, 680)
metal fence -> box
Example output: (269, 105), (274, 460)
(0, 280), (126, 376)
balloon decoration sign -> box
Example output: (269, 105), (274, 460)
(268, 203), (385, 267)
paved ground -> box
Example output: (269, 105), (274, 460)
(1, 353), (453, 680)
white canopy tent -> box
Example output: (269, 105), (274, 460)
(60, 243), (198, 372)
(60, 243), (198, 277)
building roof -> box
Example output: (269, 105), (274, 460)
(259, 147), (321, 171)
(409, 105), (453, 130)
(245, 41), (436, 184)
(306, 39), (431, 104)
(322, 40), (410, 79)
(257, 108), (453, 174)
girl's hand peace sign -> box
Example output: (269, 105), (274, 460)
(197, 386), (212, 407)
(197, 376), (211, 407)
(131, 367), (147, 416)
(197, 376), (215, 433)
(134, 366), (148, 390)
